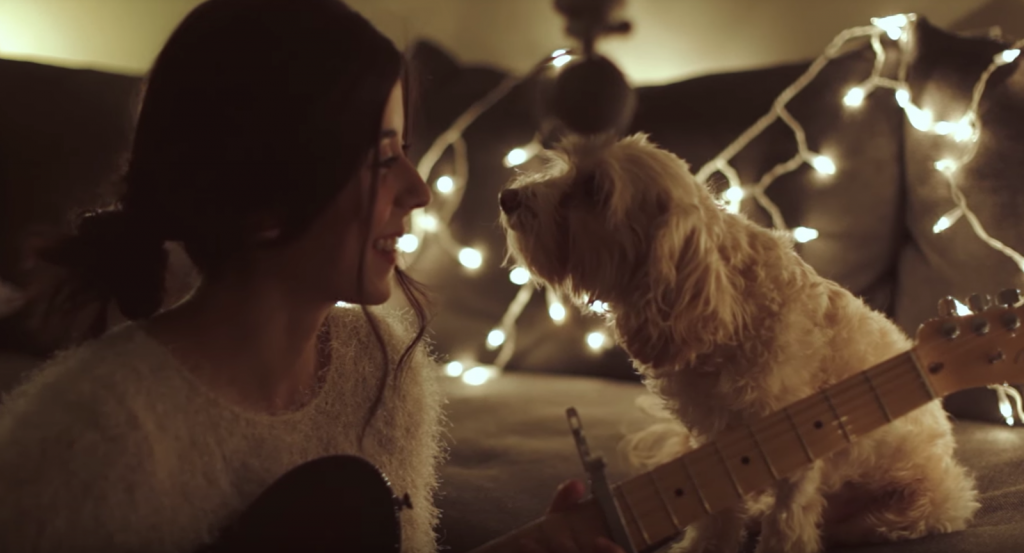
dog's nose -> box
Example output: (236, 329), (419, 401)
(499, 188), (522, 215)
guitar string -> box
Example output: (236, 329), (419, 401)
(610, 353), (930, 529)
(606, 320), (1018, 539)
(612, 366), (927, 538)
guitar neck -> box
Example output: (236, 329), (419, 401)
(472, 350), (936, 553)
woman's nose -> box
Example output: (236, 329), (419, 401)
(499, 188), (521, 215)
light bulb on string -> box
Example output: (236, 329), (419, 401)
(551, 48), (568, 58)
(462, 365), (496, 386)
(458, 247), (483, 269)
(934, 159), (958, 174)
(397, 234), (419, 253)
(504, 140), (541, 168)
(435, 175), (454, 194)
(895, 88), (911, 108)
(549, 302), (566, 323)
(871, 14), (909, 40)
(509, 267), (531, 285)
(724, 186), (745, 203)
(586, 331), (607, 351)
(997, 49), (1021, 66)
(953, 117), (976, 143)
(793, 226), (819, 243)
(415, 212), (438, 232)
(932, 207), (963, 234)
(445, 361), (465, 377)
(843, 86), (865, 107)
(999, 391), (1014, 426)
(905, 104), (934, 131)
(486, 329), (506, 349)
(335, 301), (351, 307)
(954, 299), (971, 316)
(811, 155), (836, 176)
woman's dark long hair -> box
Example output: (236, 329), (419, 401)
(41, 0), (430, 440)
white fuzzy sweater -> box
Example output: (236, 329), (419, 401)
(0, 306), (447, 553)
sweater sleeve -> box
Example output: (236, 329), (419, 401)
(0, 357), (174, 553)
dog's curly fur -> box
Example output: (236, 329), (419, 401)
(499, 133), (979, 553)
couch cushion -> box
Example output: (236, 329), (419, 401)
(895, 18), (1024, 421)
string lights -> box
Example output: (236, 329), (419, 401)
(411, 14), (1024, 423)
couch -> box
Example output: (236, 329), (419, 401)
(1, 15), (1022, 553)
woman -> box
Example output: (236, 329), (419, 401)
(0, 0), (623, 552)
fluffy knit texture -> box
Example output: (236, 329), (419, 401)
(0, 305), (447, 553)
(501, 133), (979, 553)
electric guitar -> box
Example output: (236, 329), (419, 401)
(201, 290), (1024, 553)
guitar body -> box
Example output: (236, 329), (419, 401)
(198, 455), (402, 553)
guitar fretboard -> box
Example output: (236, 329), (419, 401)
(609, 351), (934, 551)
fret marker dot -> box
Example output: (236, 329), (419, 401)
(814, 420), (824, 430)
(674, 488), (684, 497)
(740, 456), (750, 465)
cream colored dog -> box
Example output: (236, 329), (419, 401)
(498, 133), (979, 553)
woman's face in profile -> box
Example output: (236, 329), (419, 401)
(271, 81), (431, 306)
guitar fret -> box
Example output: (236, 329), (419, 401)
(680, 456), (712, 514)
(784, 407), (814, 461)
(747, 424), (778, 479)
(647, 471), (682, 532)
(821, 389), (852, 442)
(615, 485), (649, 548)
(712, 440), (743, 497)
(863, 371), (893, 421)
(909, 351), (938, 399)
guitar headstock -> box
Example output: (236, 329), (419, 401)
(915, 289), (1024, 398)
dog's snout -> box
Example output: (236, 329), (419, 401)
(499, 188), (522, 215)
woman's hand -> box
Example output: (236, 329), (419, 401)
(519, 480), (627, 553)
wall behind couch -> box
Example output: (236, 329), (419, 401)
(1, 0), (1022, 85)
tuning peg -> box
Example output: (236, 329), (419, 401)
(968, 293), (992, 313)
(997, 288), (1022, 307)
(937, 296), (959, 318)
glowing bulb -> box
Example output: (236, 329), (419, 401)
(934, 159), (958, 174)
(872, 14), (909, 40)
(895, 88), (910, 108)
(954, 299), (971, 316)
(590, 300), (609, 314)
(953, 118), (975, 143)
(509, 267), (531, 285)
(932, 207), (962, 234)
(445, 361), (465, 377)
(505, 148), (529, 167)
(811, 155), (836, 175)
(462, 366), (494, 386)
(843, 87), (865, 107)
(724, 186), (745, 203)
(549, 301), (566, 323)
(551, 48), (568, 57)
(335, 301), (351, 307)
(998, 49), (1021, 65)
(486, 329), (506, 349)
(793, 226), (819, 243)
(552, 54), (572, 68)
(905, 105), (934, 131)
(416, 212), (438, 232)
(397, 234), (419, 253)
(933, 121), (955, 135)
(435, 175), (454, 194)
(458, 247), (483, 269)
(586, 331), (607, 351)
